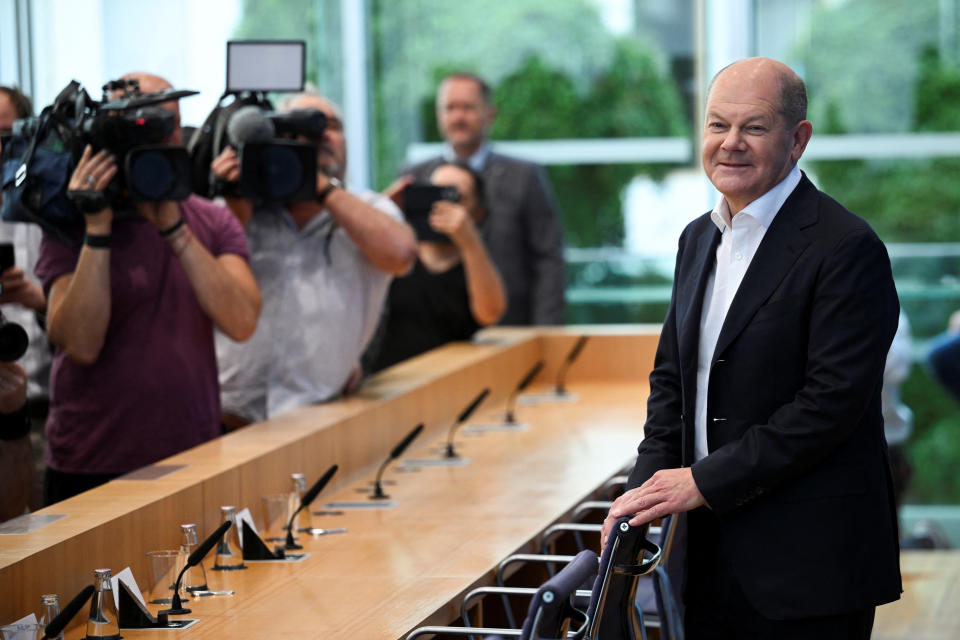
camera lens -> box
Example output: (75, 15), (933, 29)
(257, 145), (304, 201)
(129, 150), (177, 200)
(125, 146), (190, 202)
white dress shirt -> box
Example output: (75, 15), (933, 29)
(694, 165), (802, 461)
(443, 142), (491, 172)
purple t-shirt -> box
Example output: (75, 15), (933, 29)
(35, 196), (250, 474)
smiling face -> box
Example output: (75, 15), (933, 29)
(701, 58), (811, 213)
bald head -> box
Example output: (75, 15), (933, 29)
(118, 71), (181, 144)
(279, 92), (346, 180)
(121, 71), (173, 95)
(709, 57), (807, 127)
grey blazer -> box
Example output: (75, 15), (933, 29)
(405, 151), (566, 325)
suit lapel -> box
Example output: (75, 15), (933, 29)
(677, 222), (721, 373)
(712, 176), (818, 359)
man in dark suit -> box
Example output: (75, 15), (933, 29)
(403, 73), (565, 325)
(603, 57), (901, 637)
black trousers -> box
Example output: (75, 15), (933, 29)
(683, 507), (876, 640)
(44, 467), (119, 506)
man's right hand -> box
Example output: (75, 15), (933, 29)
(211, 147), (241, 183)
(211, 148), (253, 225)
(68, 145), (117, 233)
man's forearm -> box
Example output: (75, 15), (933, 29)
(324, 189), (416, 275)
(460, 239), (506, 326)
(167, 224), (261, 342)
(47, 246), (112, 366)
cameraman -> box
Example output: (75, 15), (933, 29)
(212, 91), (416, 426)
(35, 72), (262, 504)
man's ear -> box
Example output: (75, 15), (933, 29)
(791, 120), (813, 163)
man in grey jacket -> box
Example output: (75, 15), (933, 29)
(402, 73), (565, 325)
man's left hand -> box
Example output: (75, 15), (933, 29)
(601, 467), (705, 550)
(137, 200), (181, 229)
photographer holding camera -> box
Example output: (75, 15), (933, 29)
(212, 91), (416, 427)
(368, 162), (505, 373)
(34, 72), (262, 504)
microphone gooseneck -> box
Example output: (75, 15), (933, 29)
(285, 464), (339, 549)
(505, 361), (544, 423)
(43, 585), (94, 639)
(371, 424), (424, 500)
(556, 336), (589, 395)
(162, 520), (232, 616)
(445, 388), (490, 458)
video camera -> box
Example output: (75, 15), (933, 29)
(188, 40), (322, 204)
(0, 78), (198, 245)
(402, 184), (461, 243)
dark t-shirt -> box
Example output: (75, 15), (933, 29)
(372, 257), (480, 372)
(34, 196), (250, 474)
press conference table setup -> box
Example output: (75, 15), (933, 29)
(1, 325), (957, 639)
(0, 326), (659, 638)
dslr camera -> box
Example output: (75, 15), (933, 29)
(0, 78), (198, 245)
(188, 40), (323, 204)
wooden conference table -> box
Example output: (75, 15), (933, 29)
(2, 325), (955, 638)
(0, 326), (659, 638)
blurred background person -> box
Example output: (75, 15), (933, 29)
(884, 311), (914, 508)
(927, 308), (960, 405)
(403, 72), (565, 326)
(0, 113), (35, 521)
(369, 161), (505, 372)
(0, 359), (30, 522)
(0, 84), (49, 512)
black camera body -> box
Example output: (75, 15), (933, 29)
(187, 40), (322, 205)
(0, 78), (197, 245)
(402, 184), (460, 243)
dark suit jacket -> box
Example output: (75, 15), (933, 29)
(405, 151), (566, 325)
(627, 173), (902, 619)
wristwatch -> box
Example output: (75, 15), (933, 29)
(316, 176), (344, 205)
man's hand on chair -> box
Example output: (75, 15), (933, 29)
(601, 468), (705, 550)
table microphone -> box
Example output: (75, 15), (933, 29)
(43, 584), (93, 639)
(285, 464), (338, 549)
(556, 336), (589, 395)
(371, 423), (424, 500)
(505, 360), (544, 423)
(161, 520), (232, 615)
(445, 388), (490, 458)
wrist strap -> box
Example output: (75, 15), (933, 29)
(316, 177), (343, 206)
(84, 233), (112, 249)
(159, 217), (186, 237)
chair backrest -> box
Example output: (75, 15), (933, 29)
(520, 548), (598, 640)
(583, 516), (661, 640)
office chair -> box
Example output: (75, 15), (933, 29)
(405, 548), (599, 640)
(581, 516), (661, 640)
(457, 517), (662, 640)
